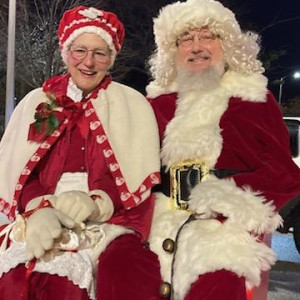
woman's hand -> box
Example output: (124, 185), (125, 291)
(52, 191), (100, 224)
(26, 208), (75, 260)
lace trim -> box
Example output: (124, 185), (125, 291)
(0, 242), (95, 299)
(67, 78), (84, 102)
(0, 223), (133, 299)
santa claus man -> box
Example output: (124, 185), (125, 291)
(146, 0), (300, 299)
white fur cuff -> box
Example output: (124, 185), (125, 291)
(189, 177), (282, 234)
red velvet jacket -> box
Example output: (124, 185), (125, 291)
(150, 91), (300, 211)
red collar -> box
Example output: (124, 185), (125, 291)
(42, 73), (112, 106)
(28, 74), (112, 143)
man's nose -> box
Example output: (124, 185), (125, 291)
(191, 38), (204, 53)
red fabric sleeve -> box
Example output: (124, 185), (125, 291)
(148, 93), (177, 143)
(89, 164), (123, 212)
(18, 170), (48, 213)
(218, 92), (300, 210)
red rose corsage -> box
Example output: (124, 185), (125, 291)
(28, 92), (65, 143)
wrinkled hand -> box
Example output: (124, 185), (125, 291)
(26, 208), (75, 260)
(52, 191), (100, 224)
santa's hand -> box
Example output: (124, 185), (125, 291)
(26, 208), (75, 260)
(52, 191), (100, 224)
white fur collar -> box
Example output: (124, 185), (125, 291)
(146, 80), (178, 98)
(161, 84), (228, 169)
(147, 70), (268, 102)
(155, 70), (268, 168)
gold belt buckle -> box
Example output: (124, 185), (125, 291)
(170, 159), (209, 210)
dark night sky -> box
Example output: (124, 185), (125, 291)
(225, 0), (300, 102)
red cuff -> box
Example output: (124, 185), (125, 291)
(22, 199), (53, 219)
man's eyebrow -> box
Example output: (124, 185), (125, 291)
(180, 31), (191, 37)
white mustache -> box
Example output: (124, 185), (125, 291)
(188, 55), (210, 62)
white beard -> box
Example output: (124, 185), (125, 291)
(161, 63), (229, 169)
(175, 63), (225, 95)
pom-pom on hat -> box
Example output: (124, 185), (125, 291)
(58, 6), (125, 63)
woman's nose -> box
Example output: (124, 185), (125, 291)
(83, 51), (96, 66)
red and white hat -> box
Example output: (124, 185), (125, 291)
(58, 6), (125, 63)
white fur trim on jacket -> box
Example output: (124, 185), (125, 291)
(189, 176), (282, 234)
(222, 71), (268, 102)
(146, 80), (178, 99)
(147, 70), (267, 102)
(149, 193), (277, 300)
(158, 71), (267, 170)
(161, 84), (229, 169)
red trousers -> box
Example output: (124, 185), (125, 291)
(184, 269), (246, 300)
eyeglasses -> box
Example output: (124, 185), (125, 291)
(69, 44), (111, 63)
(177, 32), (219, 48)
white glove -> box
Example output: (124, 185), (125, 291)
(26, 208), (75, 260)
(52, 191), (100, 224)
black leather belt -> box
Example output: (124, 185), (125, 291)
(210, 169), (243, 179)
(155, 165), (244, 210)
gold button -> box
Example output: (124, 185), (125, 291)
(159, 282), (171, 298)
(162, 238), (176, 253)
